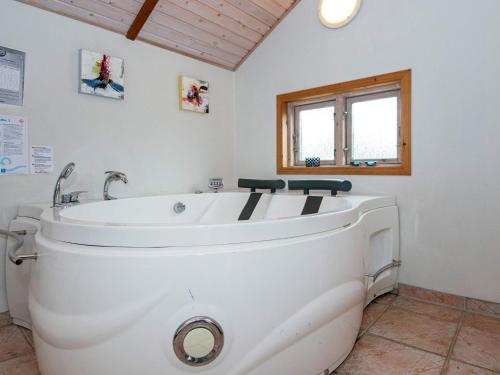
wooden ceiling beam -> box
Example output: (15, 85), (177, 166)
(126, 0), (160, 40)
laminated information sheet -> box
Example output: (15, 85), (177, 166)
(0, 115), (28, 175)
(0, 46), (25, 106)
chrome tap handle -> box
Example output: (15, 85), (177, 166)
(60, 191), (87, 205)
(60, 193), (72, 204)
(69, 191), (88, 203)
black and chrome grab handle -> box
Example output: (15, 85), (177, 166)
(238, 178), (286, 193)
(0, 229), (37, 265)
(288, 179), (352, 196)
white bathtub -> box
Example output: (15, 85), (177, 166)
(31, 192), (399, 375)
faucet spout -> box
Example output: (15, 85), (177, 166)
(52, 162), (75, 207)
(103, 171), (128, 200)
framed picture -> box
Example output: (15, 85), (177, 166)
(79, 49), (124, 100)
(179, 75), (209, 114)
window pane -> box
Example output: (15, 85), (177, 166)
(299, 105), (335, 161)
(351, 96), (398, 160)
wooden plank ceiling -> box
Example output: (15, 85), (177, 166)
(16, 0), (300, 70)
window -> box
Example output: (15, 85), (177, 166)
(294, 100), (336, 164)
(348, 90), (400, 163)
(277, 70), (411, 175)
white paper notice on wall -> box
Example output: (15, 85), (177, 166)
(0, 46), (25, 106)
(31, 145), (53, 174)
(0, 115), (28, 175)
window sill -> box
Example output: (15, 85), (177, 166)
(277, 164), (411, 176)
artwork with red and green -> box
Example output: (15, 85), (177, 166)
(79, 49), (124, 100)
(179, 75), (209, 114)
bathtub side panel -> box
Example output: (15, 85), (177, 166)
(363, 206), (400, 305)
(31, 221), (366, 375)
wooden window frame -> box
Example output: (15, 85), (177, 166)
(276, 69), (412, 176)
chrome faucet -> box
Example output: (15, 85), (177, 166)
(52, 162), (75, 207)
(103, 171), (128, 200)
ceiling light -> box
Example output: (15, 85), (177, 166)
(318, 0), (362, 29)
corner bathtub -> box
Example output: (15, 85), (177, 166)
(32, 192), (400, 375)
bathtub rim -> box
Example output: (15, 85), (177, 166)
(39, 193), (396, 248)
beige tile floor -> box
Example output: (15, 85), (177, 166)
(0, 311), (39, 375)
(335, 293), (500, 375)
(1, 293), (499, 375)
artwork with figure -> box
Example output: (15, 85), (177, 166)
(179, 76), (209, 114)
(79, 49), (124, 100)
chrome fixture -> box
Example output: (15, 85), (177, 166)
(173, 202), (186, 214)
(366, 259), (402, 282)
(0, 229), (37, 265)
(53, 162), (76, 207)
(103, 171), (128, 200)
(60, 190), (87, 205)
(208, 177), (223, 193)
(173, 316), (224, 367)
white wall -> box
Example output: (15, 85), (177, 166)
(2, 0), (500, 311)
(235, 0), (500, 302)
(0, 0), (235, 310)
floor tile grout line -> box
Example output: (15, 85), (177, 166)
(365, 332), (448, 359)
(388, 304), (463, 324)
(0, 319), (13, 327)
(463, 298), (500, 320)
(337, 296), (396, 373)
(398, 284), (467, 304)
(465, 300), (500, 318)
(399, 294), (500, 320)
(0, 350), (32, 365)
(334, 333), (447, 375)
(464, 309), (500, 321)
(336, 332), (500, 375)
(17, 325), (35, 349)
(448, 357), (500, 374)
(398, 294), (465, 312)
(366, 298), (463, 359)
(357, 293), (397, 337)
(344, 292), (500, 375)
(440, 310), (465, 375)
(348, 294), (497, 375)
(0, 323), (35, 366)
(0, 353), (38, 366)
(358, 303), (390, 338)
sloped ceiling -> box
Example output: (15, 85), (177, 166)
(17, 0), (300, 70)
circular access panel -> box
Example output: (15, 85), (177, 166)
(173, 317), (224, 366)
